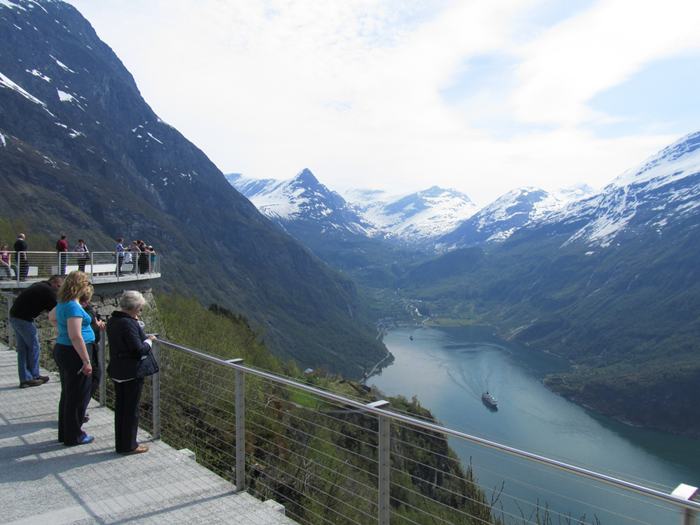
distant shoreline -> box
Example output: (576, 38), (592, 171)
(362, 349), (393, 383)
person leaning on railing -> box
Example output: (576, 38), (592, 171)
(106, 290), (155, 455)
(49, 271), (95, 446)
(9, 275), (63, 388)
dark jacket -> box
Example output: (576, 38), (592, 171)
(13, 238), (27, 253)
(106, 311), (152, 380)
(9, 281), (57, 321)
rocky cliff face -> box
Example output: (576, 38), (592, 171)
(0, 0), (386, 377)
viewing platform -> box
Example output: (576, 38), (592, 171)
(0, 251), (161, 290)
(0, 343), (294, 524)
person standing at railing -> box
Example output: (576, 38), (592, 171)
(74, 239), (89, 273)
(115, 237), (125, 276)
(0, 244), (11, 280)
(50, 271), (95, 446)
(9, 275), (63, 388)
(137, 240), (148, 275)
(148, 245), (156, 273)
(107, 290), (155, 455)
(56, 234), (69, 276)
(13, 233), (28, 281)
(128, 241), (140, 274)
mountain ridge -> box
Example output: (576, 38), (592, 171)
(0, 0), (386, 377)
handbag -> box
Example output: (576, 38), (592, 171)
(136, 349), (159, 378)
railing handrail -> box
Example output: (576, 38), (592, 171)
(1, 250), (146, 254)
(156, 337), (700, 515)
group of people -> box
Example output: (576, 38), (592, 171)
(0, 232), (159, 281)
(9, 272), (155, 454)
(55, 234), (90, 273)
(115, 238), (157, 276)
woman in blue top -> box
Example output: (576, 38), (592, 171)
(50, 271), (95, 446)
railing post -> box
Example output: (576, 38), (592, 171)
(379, 415), (391, 525)
(367, 400), (391, 525)
(7, 294), (14, 349)
(233, 359), (246, 492)
(152, 341), (161, 440)
(98, 337), (106, 407)
(90, 252), (94, 280)
(673, 484), (699, 525)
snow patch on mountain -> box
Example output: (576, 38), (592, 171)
(0, 1), (25, 11)
(27, 68), (51, 82)
(146, 132), (163, 145)
(49, 54), (75, 74)
(57, 88), (75, 102)
(1, 71), (46, 106)
(612, 131), (700, 192)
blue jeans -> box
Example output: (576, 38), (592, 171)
(10, 317), (40, 383)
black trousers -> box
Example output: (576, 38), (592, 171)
(53, 344), (92, 445)
(114, 378), (144, 453)
(88, 343), (101, 398)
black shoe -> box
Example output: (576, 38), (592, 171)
(83, 413), (90, 423)
(36, 375), (50, 384)
(20, 379), (43, 388)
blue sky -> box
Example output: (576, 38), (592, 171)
(68, 0), (700, 205)
(590, 53), (700, 137)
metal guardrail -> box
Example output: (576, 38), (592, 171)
(149, 339), (699, 525)
(0, 251), (161, 287)
(0, 300), (697, 524)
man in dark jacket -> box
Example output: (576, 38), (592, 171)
(56, 234), (68, 276)
(9, 275), (63, 387)
(13, 233), (28, 280)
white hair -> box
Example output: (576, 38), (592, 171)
(119, 290), (146, 312)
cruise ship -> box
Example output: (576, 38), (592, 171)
(482, 391), (498, 410)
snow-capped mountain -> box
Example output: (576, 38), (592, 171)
(548, 131), (700, 248)
(353, 186), (479, 242)
(229, 169), (374, 236)
(437, 187), (551, 249)
(228, 175), (479, 243)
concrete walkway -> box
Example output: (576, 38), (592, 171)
(0, 344), (295, 524)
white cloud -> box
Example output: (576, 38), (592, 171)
(68, 0), (699, 205)
(512, 0), (700, 126)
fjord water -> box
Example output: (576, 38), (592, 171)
(372, 327), (700, 524)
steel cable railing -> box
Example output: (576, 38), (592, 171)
(143, 339), (699, 525)
(0, 251), (161, 288)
